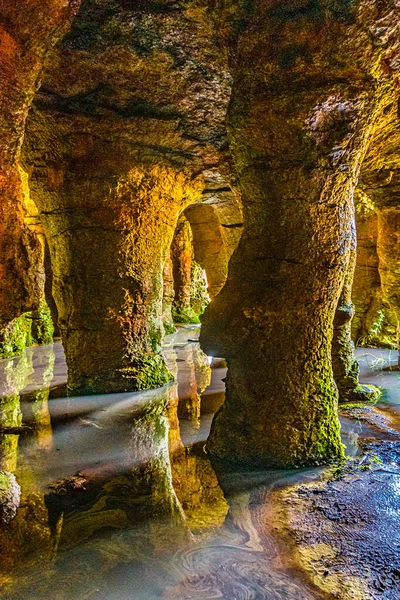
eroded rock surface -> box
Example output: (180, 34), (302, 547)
(201, 0), (400, 467)
(277, 443), (400, 599)
(22, 0), (232, 394)
(0, 0), (81, 328)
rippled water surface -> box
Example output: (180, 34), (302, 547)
(0, 331), (377, 599)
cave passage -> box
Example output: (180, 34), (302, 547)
(1, 1), (400, 598)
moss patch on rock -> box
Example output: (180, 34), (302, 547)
(0, 300), (54, 358)
(31, 299), (54, 346)
(0, 314), (33, 359)
(0, 472), (21, 525)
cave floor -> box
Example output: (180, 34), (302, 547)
(0, 332), (399, 599)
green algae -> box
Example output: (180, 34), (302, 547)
(0, 300), (54, 359)
(0, 314), (33, 359)
(163, 321), (177, 335)
(31, 299), (54, 346)
(125, 354), (174, 391)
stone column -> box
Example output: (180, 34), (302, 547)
(171, 215), (197, 323)
(377, 207), (400, 361)
(201, 0), (398, 467)
(28, 152), (202, 394)
(352, 202), (395, 347)
(162, 251), (176, 335)
(331, 219), (360, 401)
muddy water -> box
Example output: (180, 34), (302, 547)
(0, 327), (332, 600)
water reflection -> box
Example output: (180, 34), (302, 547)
(0, 328), (328, 599)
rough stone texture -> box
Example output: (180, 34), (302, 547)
(202, 0), (400, 467)
(377, 208), (400, 361)
(185, 183), (243, 299)
(0, 0), (81, 327)
(331, 223), (360, 402)
(162, 250), (176, 335)
(0, 471), (20, 525)
(352, 197), (397, 348)
(22, 0), (231, 394)
(171, 215), (198, 324)
(358, 68), (400, 354)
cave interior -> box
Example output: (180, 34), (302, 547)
(1, 1), (400, 599)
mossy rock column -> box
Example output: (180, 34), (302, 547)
(332, 223), (363, 402)
(30, 159), (202, 395)
(201, 0), (399, 468)
(377, 208), (400, 363)
(171, 215), (198, 324)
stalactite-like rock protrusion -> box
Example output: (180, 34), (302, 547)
(0, 1), (81, 327)
(201, 0), (400, 467)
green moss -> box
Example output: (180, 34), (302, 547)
(340, 402), (366, 410)
(356, 309), (397, 349)
(353, 383), (382, 403)
(31, 299), (54, 345)
(0, 313), (33, 358)
(0, 299), (54, 359)
(312, 378), (345, 461)
(0, 471), (12, 491)
(163, 321), (176, 335)
(148, 320), (163, 353)
(123, 353), (174, 391)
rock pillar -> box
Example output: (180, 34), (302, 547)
(171, 215), (197, 324)
(377, 208), (400, 361)
(202, 0), (398, 467)
(28, 156), (202, 394)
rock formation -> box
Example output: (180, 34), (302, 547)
(0, 0), (399, 469)
(201, 0), (400, 467)
(21, 0), (231, 394)
(0, 0), (81, 341)
(171, 215), (198, 324)
(352, 194), (397, 348)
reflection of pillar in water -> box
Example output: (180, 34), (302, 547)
(166, 383), (228, 531)
(22, 344), (55, 450)
(0, 350), (53, 587)
(166, 382), (185, 457)
(47, 389), (189, 554)
(177, 344), (211, 427)
(0, 352), (33, 472)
